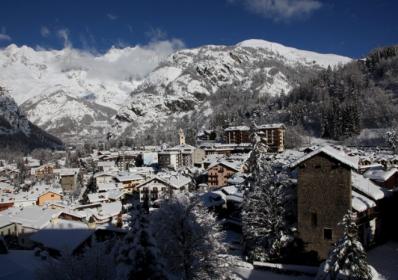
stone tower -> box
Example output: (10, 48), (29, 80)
(179, 128), (186, 145)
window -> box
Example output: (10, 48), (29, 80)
(324, 228), (333, 240)
(311, 212), (317, 227)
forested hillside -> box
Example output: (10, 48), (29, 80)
(284, 46), (398, 140)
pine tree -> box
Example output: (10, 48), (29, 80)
(242, 135), (293, 262)
(151, 195), (229, 280)
(115, 205), (168, 280)
(318, 211), (373, 280)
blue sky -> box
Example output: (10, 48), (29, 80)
(0, 0), (397, 58)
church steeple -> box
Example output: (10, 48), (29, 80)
(179, 128), (186, 145)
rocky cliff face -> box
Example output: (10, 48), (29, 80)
(0, 86), (62, 151)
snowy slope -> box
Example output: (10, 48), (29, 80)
(0, 39), (351, 142)
(114, 40), (352, 137)
(0, 44), (168, 140)
(237, 39), (351, 68)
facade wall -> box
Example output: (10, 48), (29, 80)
(61, 175), (77, 192)
(0, 223), (18, 237)
(208, 165), (237, 187)
(224, 130), (250, 144)
(297, 154), (352, 260)
(37, 192), (62, 206)
(257, 128), (285, 152)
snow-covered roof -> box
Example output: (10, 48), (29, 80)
(290, 145), (358, 170)
(10, 206), (62, 230)
(30, 220), (94, 253)
(97, 161), (115, 167)
(97, 182), (120, 192)
(0, 214), (13, 228)
(164, 174), (191, 189)
(115, 172), (144, 182)
(364, 167), (398, 182)
(256, 123), (286, 130)
(224, 126), (250, 132)
(352, 191), (377, 212)
(55, 168), (79, 177)
(207, 160), (242, 172)
(94, 201), (122, 220)
(351, 172), (391, 201)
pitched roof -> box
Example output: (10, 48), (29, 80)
(352, 191), (377, 212)
(207, 160), (242, 172)
(256, 123), (286, 130)
(351, 172), (391, 201)
(29, 220), (94, 253)
(364, 167), (398, 182)
(290, 145), (358, 170)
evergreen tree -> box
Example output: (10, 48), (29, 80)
(115, 205), (168, 280)
(242, 135), (293, 262)
(317, 211), (373, 280)
(151, 195), (229, 280)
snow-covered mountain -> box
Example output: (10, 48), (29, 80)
(0, 42), (180, 142)
(0, 39), (351, 142)
(114, 39), (352, 137)
(0, 86), (62, 150)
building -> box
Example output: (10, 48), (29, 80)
(136, 175), (191, 206)
(224, 123), (286, 152)
(290, 146), (394, 260)
(207, 160), (242, 188)
(30, 164), (55, 179)
(55, 168), (80, 193)
(256, 124), (286, 153)
(224, 126), (251, 145)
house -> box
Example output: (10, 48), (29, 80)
(207, 160), (243, 188)
(290, 145), (394, 260)
(114, 172), (144, 193)
(97, 161), (117, 172)
(136, 175), (190, 206)
(36, 189), (63, 206)
(30, 163), (55, 179)
(29, 219), (95, 256)
(0, 214), (17, 237)
(94, 171), (115, 185)
(363, 166), (398, 189)
(55, 168), (80, 193)
(9, 206), (62, 247)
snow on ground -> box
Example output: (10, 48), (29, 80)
(234, 267), (313, 280)
(0, 250), (43, 280)
(368, 242), (398, 280)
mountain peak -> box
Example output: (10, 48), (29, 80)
(237, 39), (352, 68)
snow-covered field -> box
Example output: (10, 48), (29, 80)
(368, 242), (398, 280)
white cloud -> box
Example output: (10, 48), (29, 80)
(57, 28), (71, 48)
(0, 27), (11, 41)
(234, 0), (322, 21)
(40, 26), (50, 37)
(55, 38), (185, 81)
(107, 13), (118, 20)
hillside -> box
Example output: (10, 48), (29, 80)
(113, 39), (351, 142)
(0, 86), (63, 151)
(284, 45), (398, 140)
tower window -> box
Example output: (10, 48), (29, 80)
(311, 212), (317, 227)
(324, 228), (333, 240)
